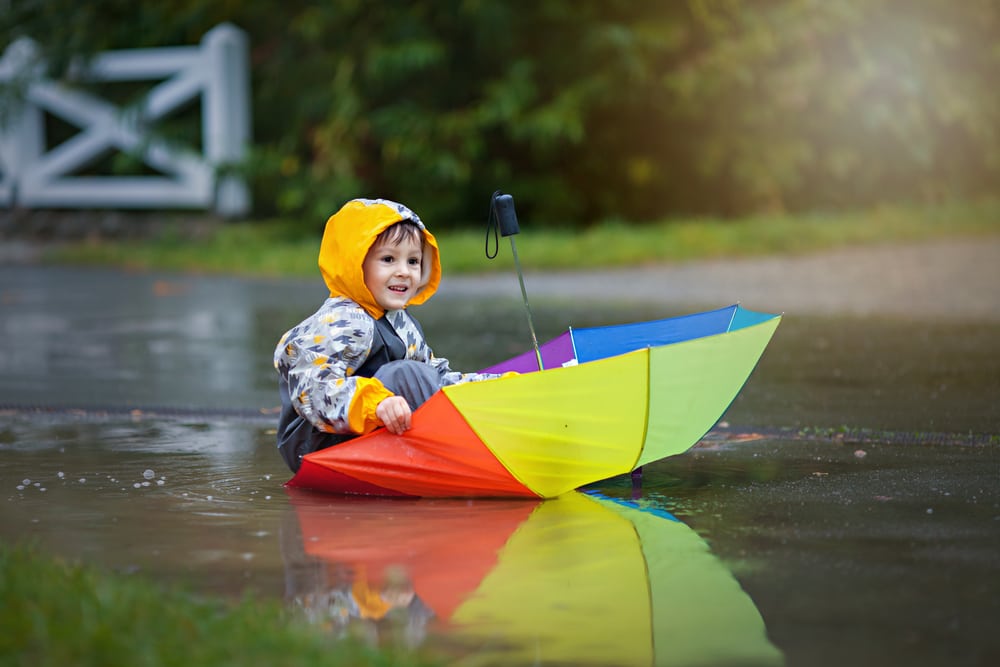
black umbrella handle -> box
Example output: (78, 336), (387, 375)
(485, 191), (519, 259)
(492, 193), (520, 236)
(485, 191), (543, 371)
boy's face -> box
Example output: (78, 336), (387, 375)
(362, 233), (423, 311)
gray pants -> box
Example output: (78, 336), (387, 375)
(373, 359), (442, 410)
(277, 360), (442, 472)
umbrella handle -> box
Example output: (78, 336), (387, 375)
(492, 193), (520, 236)
(484, 191), (521, 257)
(486, 191), (544, 371)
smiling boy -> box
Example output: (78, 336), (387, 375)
(273, 198), (502, 472)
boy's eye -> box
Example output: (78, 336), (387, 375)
(408, 257), (421, 266)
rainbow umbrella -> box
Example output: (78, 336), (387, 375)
(283, 489), (783, 665)
(288, 304), (780, 498)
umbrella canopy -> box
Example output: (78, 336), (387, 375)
(288, 304), (780, 498)
(283, 488), (783, 666)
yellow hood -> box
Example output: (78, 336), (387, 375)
(318, 198), (441, 319)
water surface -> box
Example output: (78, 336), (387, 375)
(1, 265), (998, 666)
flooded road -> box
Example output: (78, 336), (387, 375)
(1, 262), (998, 666)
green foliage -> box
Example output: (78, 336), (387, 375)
(669, 0), (1000, 214)
(3, 0), (1000, 227)
(0, 543), (438, 667)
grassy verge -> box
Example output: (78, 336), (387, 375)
(0, 543), (438, 667)
(38, 198), (1000, 277)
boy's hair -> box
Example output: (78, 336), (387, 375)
(376, 220), (423, 247)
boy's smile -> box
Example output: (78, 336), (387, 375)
(362, 234), (424, 311)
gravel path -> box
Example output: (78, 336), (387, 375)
(439, 237), (1000, 322)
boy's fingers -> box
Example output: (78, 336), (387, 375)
(397, 408), (412, 433)
(397, 406), (411, 432)
(378, 396), (412, 434)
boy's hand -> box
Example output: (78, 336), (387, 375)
(376, 396), (412, 435)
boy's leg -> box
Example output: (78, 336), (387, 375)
(276, 376), (354, 472)
(373, 360), (441, 411)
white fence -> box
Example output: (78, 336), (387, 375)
(0, 23), (251, 217)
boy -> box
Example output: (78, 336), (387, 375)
(273, 198), (501, 472)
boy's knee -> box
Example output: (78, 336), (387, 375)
(374, 360), (440, 410)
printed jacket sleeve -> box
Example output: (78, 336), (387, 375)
(274, 301), (394, 435)
(387, 310), (504, 386)
(430, 355), (504, 386)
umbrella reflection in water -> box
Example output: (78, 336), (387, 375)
(282, 489), (783, 666)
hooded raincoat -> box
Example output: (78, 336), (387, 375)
(274, 198), (498, 472)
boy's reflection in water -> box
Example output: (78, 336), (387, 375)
(281, 506), (435, 649)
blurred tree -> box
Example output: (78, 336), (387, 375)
(2, 0), (998, 225)
(667, 0), (1000, 214)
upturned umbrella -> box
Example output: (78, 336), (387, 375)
(288, 304), (780, 497)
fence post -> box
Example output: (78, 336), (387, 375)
(202, 23), (251, 218)
(0, 38), (46, 207)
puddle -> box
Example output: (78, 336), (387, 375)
(2, 413), (997, 666)
(1, 265), (999, 666)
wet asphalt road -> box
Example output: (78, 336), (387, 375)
(4, 235), (999, 320)
(1, 236), (998, 667)
(2, 235), (998, 434)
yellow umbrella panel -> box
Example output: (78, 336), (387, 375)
(443, 315), (781, 497)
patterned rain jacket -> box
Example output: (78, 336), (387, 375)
(273, 198), (497, 469)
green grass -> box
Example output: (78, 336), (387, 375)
(0, 543), (440, 667)
(39, 198), (1000, 277)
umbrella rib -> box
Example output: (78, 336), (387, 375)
(634, 347), (652, 472)
(726, 304), (739, 332)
